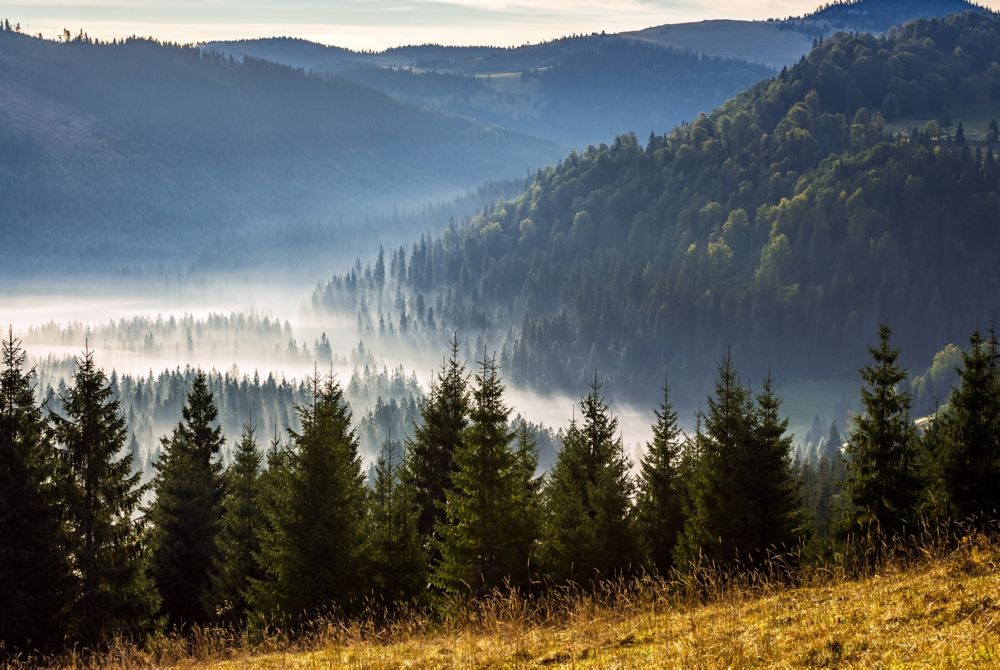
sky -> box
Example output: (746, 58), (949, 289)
(0, 1), (908, 50)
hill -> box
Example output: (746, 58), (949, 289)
(0, 30), (559, 276)
(626, 0), (989, 67)
(69, 534), (1000, 667)
(315, 12), (1000, 403)
(206, 35), (774, 149)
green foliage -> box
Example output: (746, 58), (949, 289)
(541, 377), (638, 582)
(250, 376), (367, 619)
(635, 382), (685, 574)
(0, 331), (70, 652)
(146, 371), (225, 625)
(52, 350), (158, 644)
(841, 325), (923, 539)
(207, 422), (265, 620)
(363, 436), (427, 607)
(678, 357), (802, 565)
(925, 329), (1000, 522)
(434, 354), (538, 595)
(404, 335), (469, 540)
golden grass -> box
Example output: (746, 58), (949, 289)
(191, 537), (1000, 670)
(33, 534), (999, 669)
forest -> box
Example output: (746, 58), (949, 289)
(314, 12), (1000, 404)
(0, 27), (557, 277)
(2, 320), (999, 658)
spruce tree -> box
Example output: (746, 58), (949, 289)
(53, 349), (157, 644)
(635, 381), (685, 574)
(930, 329), (1000, 521)
(206, 422), (264, 620)
(146, 371), (225, 625)
(251, 376), (367, 618)
(364, 436), (426, 607)
(434, 354), (537, 595)
(676, 353), (754, 565)
(841, 325), (922, 540)
(404, 335), (469, 539)
(0, 331), (69, 652)
(541, 376), (638, 583)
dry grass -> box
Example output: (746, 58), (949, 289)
(28, 533), (1000, 669)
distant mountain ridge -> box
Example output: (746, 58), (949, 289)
(627, 0), (990, 67)
(0, 30), (559, 276)
(205, 35), (774, 149)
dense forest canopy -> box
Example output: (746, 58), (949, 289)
(0, 29), (558, 277)
(316, 12), (1000, 405)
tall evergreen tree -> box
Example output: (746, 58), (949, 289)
(635, 381), (685, 574)
(251, 376), (367, 618)
(146, 371), (225, 625)
(929, 329), (1000, 521)
(52, 349), (157, 644)
(404, 335), (469, 539)
(0, 331), (69, 652)
(804, 421), (848, 545)
(206, 422), (265, 620)
(434, 354), (537, 595)
(364, 435), (427, 607)
(841, 325), (922, 540)
(541, 376), (638, 583)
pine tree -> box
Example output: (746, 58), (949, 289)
(363, 436), (426, 607)
(404, 335), (469, 540)
(748, 375), (804, 552)
(251, 376), (367, 618)
(206, 422), (264, 620)
(929, 329), (1000, 522)
(635, 381), (685, 574)
(0, 331), (70, 652)
(53, 349), (158, 644)
(434, 354), (537, 595)
(676, 353), (755, 565)
(841, 325), (922, 540)
(146, 371), (225, 625)
(541, 376), (638, 583)
(806, 421), (848, 544)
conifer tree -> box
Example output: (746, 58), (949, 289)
(404, 335), (469, 539)
(53, 349), (157, 644)
(434, 354), (536, 595)
(206, 422), (264, 620)
(635, 381), (685, 574)
(541, 376), (638, 583)
(676, 354), (754, 565)
(841, 325), (921, 540)
(806, 421), (848, 544)
(147, 371), (225, 625)
(929, 329), (1000, 521)
(251, 376), (367, 618)
(0, 331), (69, 652)
(364, 436), (426, 607)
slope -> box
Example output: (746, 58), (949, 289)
(0, 30), (559, 276)
(206, 35), (774, 149)
(626, 0), (988, 67)
(316, 12), (1000, 403)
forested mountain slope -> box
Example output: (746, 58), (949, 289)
(207, 35), (773, 149)
(0, 30), (558, 276)
(318, 12), (1000, 403)
(627, 0), (989, 67)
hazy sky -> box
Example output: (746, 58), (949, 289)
(6, 0), (977, 50)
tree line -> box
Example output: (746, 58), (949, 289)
(3, 323), (999, 655)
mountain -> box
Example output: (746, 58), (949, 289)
(206, 35), (774, 149)
(0, 30), (559, 276)
(626, 0), (989, 67)
(316, 11), (1000, 403)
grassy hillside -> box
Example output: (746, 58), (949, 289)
(52, 533), (1000, 668)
